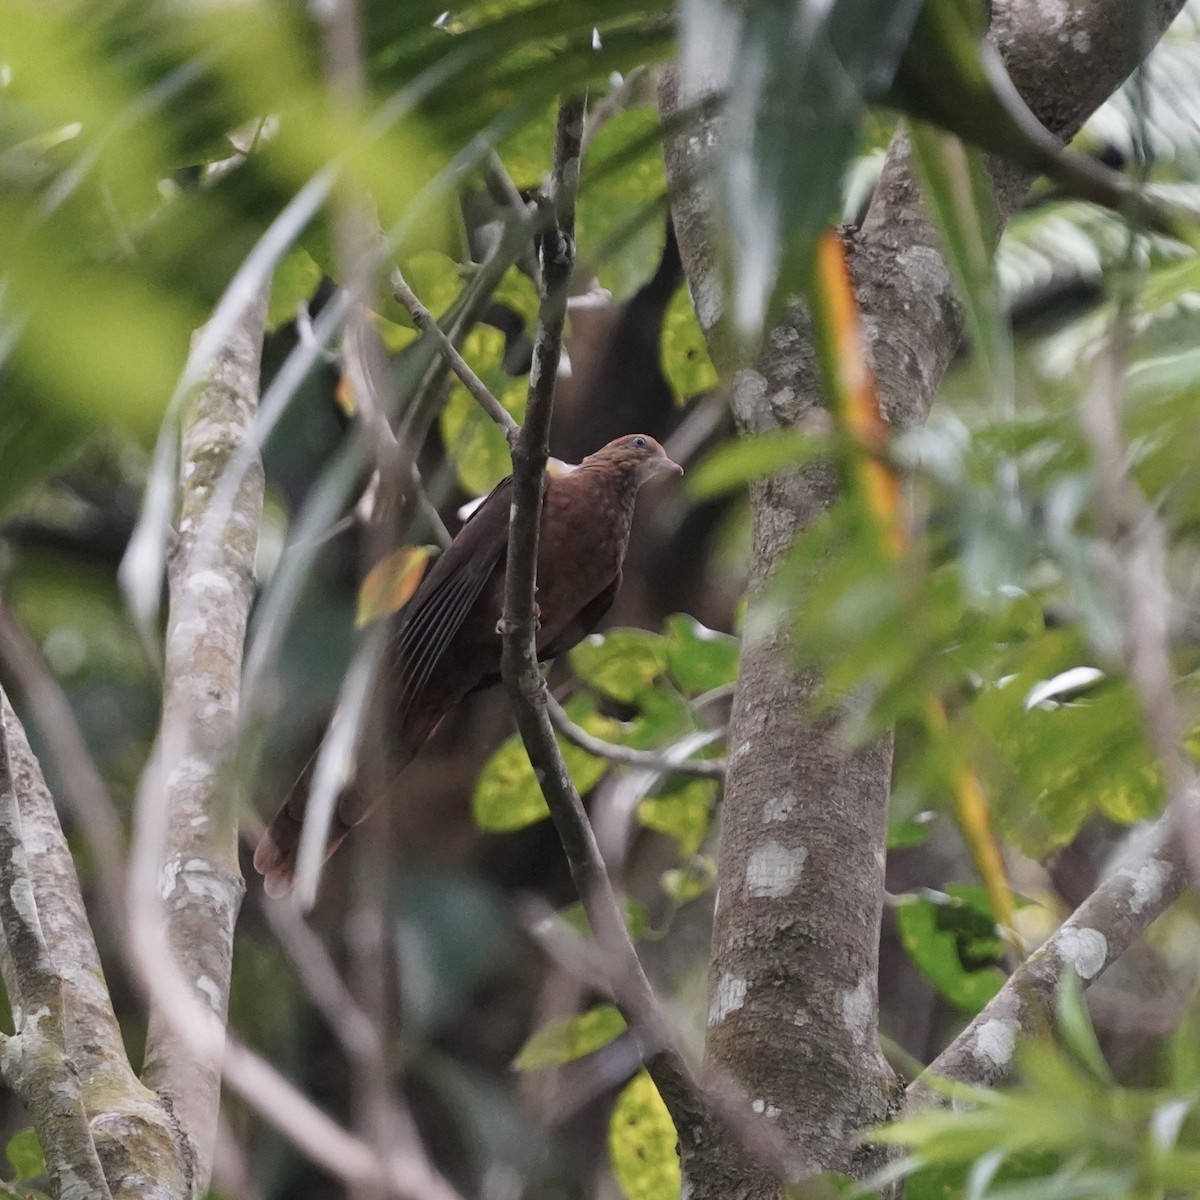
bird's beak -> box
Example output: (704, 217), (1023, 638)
(659, 455), (684, 478)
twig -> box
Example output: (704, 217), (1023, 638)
(262, 903), (381, 1064)
(547, 693), (726, 778)
(390, 265), (519, 440)
(0, 691), (114, 1199)
(496, 94), (795, 1183)
(221, 1035), (464, 1200)
(244, 826), (463, 1198)
(483, 152), (541, 288)
(580, 65), (653, 156)
(915, 804), (1187, 1093)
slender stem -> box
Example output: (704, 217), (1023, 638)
(547, 694), (726, 779)
(390, 266), (519, 439)
(496, 93), (798, 1183)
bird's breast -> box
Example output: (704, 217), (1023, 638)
(532, 471), (637, 644)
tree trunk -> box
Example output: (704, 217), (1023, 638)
(662, 0), (1188, 1190)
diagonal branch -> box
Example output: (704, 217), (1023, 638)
(499, 84), (708, 1159)
(390, 266), (519, 440)
(917, 805), (1187, 1093)
(546, 693), (727, 779)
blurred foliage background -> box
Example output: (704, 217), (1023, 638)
(5, 0), (1200, 1196)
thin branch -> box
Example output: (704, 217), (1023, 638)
(262, 903), (381, 1064)
(132, 288), (266, 1192)
(221, 1036), (465, 1200)
(483, 151), (541, 288)
(547, 693), (726, 778)
(497, 93), (798, 1183)
(916, 805), (1187, 1093)
(0, 691), (113, 1199)
(390, 266), (519, 440)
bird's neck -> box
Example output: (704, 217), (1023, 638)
(567, 460), (641, 529)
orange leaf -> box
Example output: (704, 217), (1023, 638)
(356, 546), (435, 627)
(335, 372), (357, 417)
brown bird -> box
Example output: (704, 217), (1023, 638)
(254, 434), (682, 896)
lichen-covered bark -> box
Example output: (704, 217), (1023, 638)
(0, 696), (189, 1199)
(139, 290), (266, 1195)
(662, 1), (1187, 1191)
(0, 695), (114, 1200)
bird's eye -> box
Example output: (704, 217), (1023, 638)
(632, 436), (647, 449)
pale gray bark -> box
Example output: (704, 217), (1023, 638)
(0, 698), (115, 1200)
(137, 290), (266, 1195)
(662, 0), (1189, 1192)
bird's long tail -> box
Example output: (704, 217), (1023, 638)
(253, 799), (355, 900)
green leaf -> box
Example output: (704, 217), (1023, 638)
(895, 884), (1005, 1014)
(5, 1129), (45, 1182)
(608, 1071), (681, 1200)
(661, 855), (718, 903)
(1055, 970), (1112, 1084)
(513, 1004), (628, 1070)
(577, 105), (668, 301)
(664, 613), (739, 694)
(570, 629), (669, 703)
(439, 328), (526, 496)
(688, 430), (828, 499)
(687, 0), (925, 337)
(907, 120), (1012, 412)
(472, 695), (621, 832)
(637, 778), (716, 857)
(660, 284), (717, 400)
(267, 245), (323, 331)
(0, 386), (90, 519)
(561, 896), (652, 941)
(372, 247), (466, 350)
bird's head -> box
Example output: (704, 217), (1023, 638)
(588, 434), (683, 486)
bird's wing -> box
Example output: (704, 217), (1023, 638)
(537, 572), (620, 661)
(391, 474), (513, 718)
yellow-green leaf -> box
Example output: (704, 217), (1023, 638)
(439, 326), (525, 496)
(637, 778), (716, 856)
(661, 284), (717, 400)
(356, 546), (435, 627)
(472, 696), (623, 832)
(513, 1004), (627, 1070)
(570, 629), (668, 703)
(664, 613), (739, 694)
(661, 855), (718, 904)
(609, 1071), (680, 1200)
(267, 245), (323, 331)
